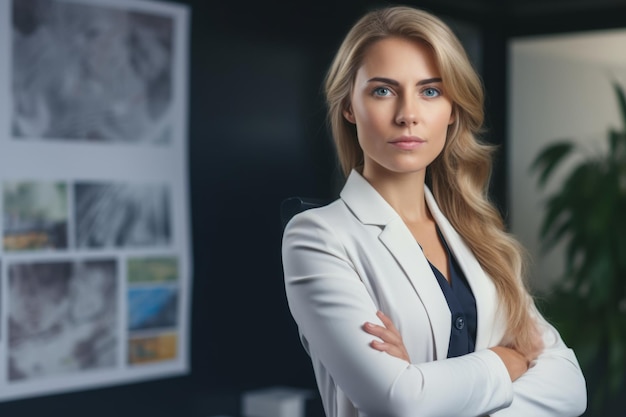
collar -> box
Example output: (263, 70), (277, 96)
(340, 169), (442, 227)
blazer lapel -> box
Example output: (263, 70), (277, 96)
(425, 188), (501, 349)
(340, 171), (452, 359)
(378, 219), (452, 359)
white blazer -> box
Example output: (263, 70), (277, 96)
(282, 170), (586, 417)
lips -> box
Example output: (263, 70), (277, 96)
(389, 136), (425, 150)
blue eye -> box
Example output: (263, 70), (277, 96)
(373, 87), (392, 97)
(422, 87), (441, 97)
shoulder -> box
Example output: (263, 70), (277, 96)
(283, 199), (352, 239)
(281, 199), (361, 268)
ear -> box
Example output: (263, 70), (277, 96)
(343, 105), (356, 124)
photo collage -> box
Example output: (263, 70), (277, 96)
(0, 0), (190, 402)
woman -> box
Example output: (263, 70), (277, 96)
(282, 5), (586, 417)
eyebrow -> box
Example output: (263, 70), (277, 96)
(367, 77), (443, 86)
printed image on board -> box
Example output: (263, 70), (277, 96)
(128, 286), (177, 332)
(12, 0), (174, 143)
(75, 182), (171, 249)
(128, 256), (178, 283)
(8, 259), (118, 381)
(0, 261), (2, 340)
(3, 181), (68, 251)
(128, 333), (177, 365)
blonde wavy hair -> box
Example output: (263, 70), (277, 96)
(324, 6), (542, 357)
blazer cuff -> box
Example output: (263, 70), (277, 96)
(476, 348), (514, 410)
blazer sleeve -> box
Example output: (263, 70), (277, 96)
(282, 210), (514, 417)
(490, 304), (587, 417)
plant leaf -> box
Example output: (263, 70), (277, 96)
(539, 195), (571, 246)
(608, 129), (626, 155)
(613, 81), (626, 132)
(607, 316), (626, 393)
(529, 141), (575, 188)
(611, 82), (626, 158)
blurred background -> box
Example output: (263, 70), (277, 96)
(1, 0), (626, 416)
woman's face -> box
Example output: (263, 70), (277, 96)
(344, 36), (454, 179)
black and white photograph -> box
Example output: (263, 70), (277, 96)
(12, 0), (174, 143)
(75, 181), (172, 249)
(7, 259), (118, 382)
(3, 181), (68, 251)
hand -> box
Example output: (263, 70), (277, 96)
(489, 346), (529, 382)
(363, 311), (410, 363)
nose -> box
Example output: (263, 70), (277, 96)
(395, 97), (417, 126)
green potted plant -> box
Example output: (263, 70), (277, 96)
(530, 81), (626, 415)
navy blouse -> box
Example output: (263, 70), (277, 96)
(426, 228), (477, 358)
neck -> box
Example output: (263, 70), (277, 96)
(362, 166), (429, 223)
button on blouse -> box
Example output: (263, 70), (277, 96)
(426, 227), (477, 358)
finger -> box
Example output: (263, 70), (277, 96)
(363, 322), (401, 343)
(370, 340), (399, 354)
(370, 340), (410, 362)
(362, 322), (387, 338)
(370, 339), (384, 349)
(376, 311), (400, 333)
(370, 339), (390, 352)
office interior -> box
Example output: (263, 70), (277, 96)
(1, 0), (625, 416)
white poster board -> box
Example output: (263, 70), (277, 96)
(0, 0), (191, 401)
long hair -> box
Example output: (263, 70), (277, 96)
(324, 6), (542, 357)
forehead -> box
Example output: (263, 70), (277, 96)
(357, 37), (440, 79)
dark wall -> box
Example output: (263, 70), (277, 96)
(1, 1), (625, 416)
(189, 0), (347, 394)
